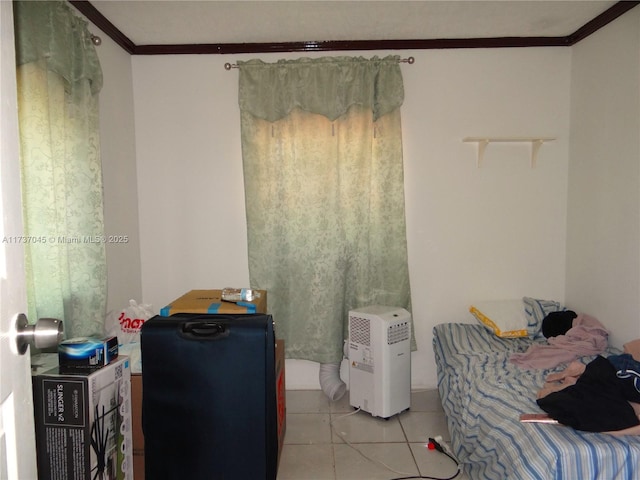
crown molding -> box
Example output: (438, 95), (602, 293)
(69, 1), (640, 56)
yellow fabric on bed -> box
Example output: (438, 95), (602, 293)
(469, 300), (528, 338)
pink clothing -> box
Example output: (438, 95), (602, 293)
(537, 361), (586, 399)
(509, 314), (608, 369)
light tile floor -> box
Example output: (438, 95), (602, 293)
(277, 389), (470, 480)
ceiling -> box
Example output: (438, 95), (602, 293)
(75, 1), (639, 54)
(69, 0), (640, 55)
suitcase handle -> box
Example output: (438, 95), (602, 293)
(180, 321), (229, 340)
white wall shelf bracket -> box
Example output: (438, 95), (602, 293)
(463, 137), (556, 168)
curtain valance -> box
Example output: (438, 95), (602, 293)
(13, 0), (103, 95)
(238, 55), (404, 122)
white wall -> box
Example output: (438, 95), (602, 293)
(88, 23), (142, 314)
(132, 55), (250, 304)
(132, 47), (571, 389)
(402, 48), (570, 389)
(566, 9), (640, 348)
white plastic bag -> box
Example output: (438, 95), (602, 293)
(105, 300), (154, 373)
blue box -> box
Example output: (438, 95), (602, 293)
(58, 336), (119, 371)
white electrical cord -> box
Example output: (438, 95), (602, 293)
(330, 408), (417, 477)
(331, 410), (462, 480)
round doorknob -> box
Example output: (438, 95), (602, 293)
(14, 313), (64, 355)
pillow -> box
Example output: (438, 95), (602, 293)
(469, 300), (529, 338)
(523, 297), (565, 337)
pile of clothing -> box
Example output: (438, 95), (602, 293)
(537, 353), (640, 432)
(510, 311), (609, 369)
(533, 311), (640, 433)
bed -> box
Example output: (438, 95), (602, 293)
(433, 321), (640, 479)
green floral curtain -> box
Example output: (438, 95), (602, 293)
(239, 56), (413, 364)
(13, 0), (107, 339)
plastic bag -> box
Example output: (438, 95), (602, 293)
(105, 300), (154, 373)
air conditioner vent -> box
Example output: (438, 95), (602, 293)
(349, 316), (370, 346)
(387, 322), (409, 345)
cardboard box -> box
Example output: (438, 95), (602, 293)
(275, 339), (286, 468)
(160, 289), (267, 316)
(32, 356), (133, 480)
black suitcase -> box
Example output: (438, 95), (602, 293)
(141, 313), (278, 480)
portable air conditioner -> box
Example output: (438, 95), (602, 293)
(348, 305), (411, 419)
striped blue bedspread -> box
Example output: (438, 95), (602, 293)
(433, 322), (640, 479)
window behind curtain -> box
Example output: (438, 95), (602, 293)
(14, 0), (107, 338)
(239, 56), (413, 364)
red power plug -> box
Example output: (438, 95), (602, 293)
(428, 437), (444, 452)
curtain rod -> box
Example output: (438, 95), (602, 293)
(224, 56), (415, 70)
